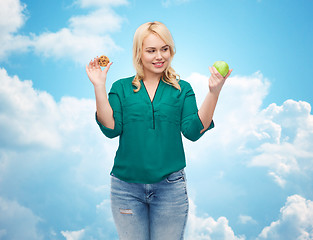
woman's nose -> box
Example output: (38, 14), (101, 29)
(155, 50), (162, 59)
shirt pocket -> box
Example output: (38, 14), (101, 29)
(122, 96), (149, 125)
(157, 97), (181, 125)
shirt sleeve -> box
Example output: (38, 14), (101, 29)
(181, 84), (214, 141)
(95, 81), (123, 139)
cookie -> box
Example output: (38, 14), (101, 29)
(98, 55), (110, 67)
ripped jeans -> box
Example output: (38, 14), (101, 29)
(110, 169), (189, 240)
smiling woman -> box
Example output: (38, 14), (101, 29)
(141, 35), (170, 80)
(2, 0), (313, 239)
(86, 21), (231, 240)
(132, 21), (181, 93)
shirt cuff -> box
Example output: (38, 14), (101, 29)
(95, 112), (118, 138)
(196, 111), (214, 135)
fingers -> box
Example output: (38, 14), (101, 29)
(86, 59), (97, 79)
(88, 59), (95, 70)
(209, 66), (233, 80)
(208, 66), (223, 80)
(94, 56), (101, 69)
(103, 62), (113, 73)
(86, 65), (92, 80)
(212, 66), (224, 79)
(87, 59), (92, 69)
(88, 56), (112, 70)
(87, 57), (98, 68)
(224, 69), (233, 79)
(208, 66), (213, 75)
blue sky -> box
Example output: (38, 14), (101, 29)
(0, 0), (313, 239)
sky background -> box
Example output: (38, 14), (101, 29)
(0, 0), (313, 239)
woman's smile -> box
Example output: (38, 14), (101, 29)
(153, 61), (165, 68)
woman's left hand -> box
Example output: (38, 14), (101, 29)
(208, 66), (233, 96)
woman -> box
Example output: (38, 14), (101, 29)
(86, 21), (232, 240)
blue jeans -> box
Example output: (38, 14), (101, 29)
(110, 169), (189, 240)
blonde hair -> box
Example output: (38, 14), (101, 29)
(132, 21), (181, 92)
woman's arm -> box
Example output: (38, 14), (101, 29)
(94, 84), (115, 130)
(198, 66), (233, 134)
(86, 57), (115, 130)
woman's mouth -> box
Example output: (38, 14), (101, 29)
(153, 62), (165, 68)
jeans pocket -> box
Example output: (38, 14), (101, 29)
(166, 169), (185, 183)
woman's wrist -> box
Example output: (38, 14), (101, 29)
(93, 83), (106, 91)
(208, 89), (220, 99)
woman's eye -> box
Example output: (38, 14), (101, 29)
(147, 50), (155, 53)
(162, 48), (169, 52)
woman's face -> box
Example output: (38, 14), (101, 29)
(141, 33), (171, 79)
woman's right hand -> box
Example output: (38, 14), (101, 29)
(86, 57), (113, 87)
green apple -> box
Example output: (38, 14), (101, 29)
(213, 61), (229, 77)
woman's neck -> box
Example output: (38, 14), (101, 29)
(142, 71), (162, 83)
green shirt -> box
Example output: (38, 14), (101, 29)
(96, 76), (214, 183)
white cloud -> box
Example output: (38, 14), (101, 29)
(257, 195), (313, 240)
(0, 197), (42, 240)
(32, 1), (126, 64)
(162, 0), (191, 8)
(0, 0), (127, 63)
(33, 28), (120, 64)
(0, 68), (61, 149)
(0, 0), (31, 59)
(76, 0), (128, 8)
(238, 215), (257, 225)
(186, 199), (245, 240)
(249, 100), (313, 187)
(0, 66), (118, 151)
(268, 171), (287, 187)
(185, 71), (313, 188)
(0, 67), (117, 182)
(184, 71), (270, 162)
(69, 8), (124, 35)
(0, 67), (117, 238)
(61, 229), (85, 240)
(0, 0), (25, 32)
